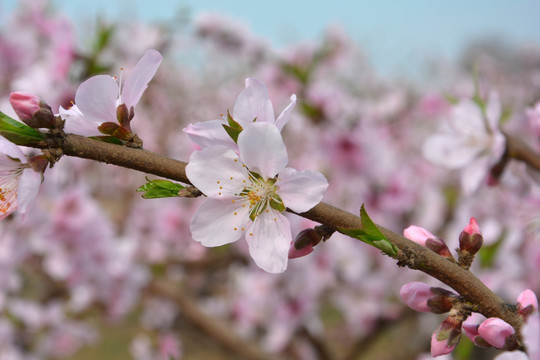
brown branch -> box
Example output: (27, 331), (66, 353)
(28, 134), (524, 342)
(504, 131), (540, 172)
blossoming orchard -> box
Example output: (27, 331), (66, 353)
(1, 2), (539, 360)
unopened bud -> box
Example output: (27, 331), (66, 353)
(98, 122), (132, 140)
(516, 289), (538, 319)
(427, 287), (459, 314)
(9, 91), (41, 122)
(404, 225), (454, 260)
(28, 155), (49, 173)
(431, 315), (463, 357)
(459, 217), (483, 255)
(116, 104), (130, 127)
(478, 318), (517, 350)
(463, 313), (491, 348)
(288, 228), (322, 259)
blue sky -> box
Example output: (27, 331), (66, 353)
(3, 0), (540, 78)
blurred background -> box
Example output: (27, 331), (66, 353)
(0, 0), (539, 359)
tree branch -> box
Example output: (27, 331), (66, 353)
(28, 134), (524, 341)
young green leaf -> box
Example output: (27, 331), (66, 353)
(137, 178), (185, 199)
(0, 111), (45, 145)
(338, 204), (398, 256)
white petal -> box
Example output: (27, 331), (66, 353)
(186, 145), (248, 196)
(121, 49), (162, 109)
(485, 93), (502, 131)
(75, 75), (118, 124)
(183, 120), (237, 149)
(233, 78), (275, 125)
(238, 123), (288, 179)
(190, 197), (250, 247)
(277, 167), (328, 213)
(0, 136), (25, 161)
(245, 210), (291, 273)
(274, 94), (297, 131)
(461, 155), (491, 195)
(17, 168), (41, 218)
(61, 105), (103, 136)
(423, 134), (483, 168)
(451, 100), (486, 135)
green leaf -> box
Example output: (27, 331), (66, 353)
(338, 204), (398, 256)
(0, 111), (45, 145)
(136, 178), (185, 199)
(223, 124), (242, 143)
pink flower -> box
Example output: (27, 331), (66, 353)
(184, 78), (296, 150)
(59, 49), (162, 136)
(0, 136), (42, 219)
(422, 93), (506, 194)
(186, 122), (328, 273)
(9, 91), (41, 121)
(478, 318), (515, 349)
(399, 282), (433, 312)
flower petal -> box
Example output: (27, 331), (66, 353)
(186, 145), (248, 197)
(17, 168), (41, 218)
(121, 49), (162, 109)
(190, 197), (250, 247)
(238, 122), (288, 179)
(60, 105), (103, 136)
(245, 210), (291, 273)
(485, 93), (502, 131)
(461, 154), (491, 195)
(0, 136), (25, 161)
(75, 75), (118, 124)
(183, 120), (237, 149)
(423, 133), (483, 168)
(233, 78), (275, 125)
(276, 167), (327, 213)
(274, 94), (297, 131)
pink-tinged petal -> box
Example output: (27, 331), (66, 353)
(464, 217), (481, 236)
(423, 133), (483, 168)
(0, 136), (25, 161)
(399, 282), (433, 312)
(233, 78), (275, 125)
(461, 154), (491, 195)
(274, 94), (297, 131)
(463, 312), (486, 343)
(190, 197), (250, 247)
(517, 289), (538, 314)
(245, 210), (291, 273)
(276, 167), (327, 213)
(431, 330), (457, 357)
(17, 169), (41, 218)
(60, 105), (103, 136)
(403, 225), (436, 246)
(451, 100), (486, 135)
(183, 120), (237, 149)
(186, 145), (248, 197)
(238, 123), (288, 179)
(121, 49), (162, 109)
(478, 318), (515, 349)
(494, 351), (529, 360)
(75, 75), (118, 124)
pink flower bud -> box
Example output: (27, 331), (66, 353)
(516, 289), (538, 318)
(478, 318), (515, 349)
(399, 282), (433, 312)
(288, 241), (314, 259)
(403, 225), (436, 246)
(463, 313), (490, 347)
(431, 329), (458, 357)
(9, 91), (41, 121)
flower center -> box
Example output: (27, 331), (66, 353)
(240, 172), (285, 221)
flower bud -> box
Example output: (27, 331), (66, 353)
(427, 287), (458, 314)
(404, 225), (454, 260)
(288, 228), (322, 259)
(9, 92), (41, 122)
(431, 316), (463, 357)
(28, 155), (49, 174)
(98, 122), (132, 140)
(459, 217), (483, 255)
(478, 318), (516, 350)
(463, 313), (491, 347)
(400, 282), (433, 312)
(288, 240), (314, 259)
(516, 289), (538, 319)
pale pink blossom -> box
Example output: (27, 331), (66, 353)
(403, 225), (437, 246)
(186, 122), (328, 273)
(478, 317), (515, 349)
(422, 94), (506, 194)
(0, 136), (42, 219)
(183, 78), (296, 150)
(58, 49), (162, 136)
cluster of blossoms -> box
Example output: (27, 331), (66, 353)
(1, 1), (540, 359)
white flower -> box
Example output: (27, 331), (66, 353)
(59, 49), (162, 136)
(186, 122), (328, 273)
(423, 94), (506, 194)
(0, 136), (42, 219)
(183, 78), (296, 150)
